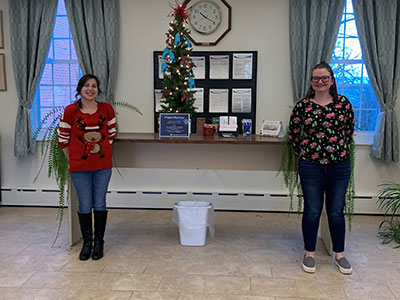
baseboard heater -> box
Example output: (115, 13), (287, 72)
(1, 188), (380, 213)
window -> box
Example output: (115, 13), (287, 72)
(31, 0), (81, 133)
(331, 0), (378, 132)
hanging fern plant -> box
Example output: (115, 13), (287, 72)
(278, 126), (356, 230)
(32, 101), (142, 246)
(278, 126), (303, 212)
(345, 139), (356, 228)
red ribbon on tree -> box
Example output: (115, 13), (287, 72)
(181, 89), (194, 102)
(162, 89), (172, 98)
(169, 1), (191, 22)
(179, 56), (191, 66)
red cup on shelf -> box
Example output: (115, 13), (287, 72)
(203, 124), (215, 136)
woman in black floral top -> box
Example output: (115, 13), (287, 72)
(289, 62), (354, 275)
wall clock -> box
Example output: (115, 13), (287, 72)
(189, 1), (222, 35)
(185, 0), (231, 46)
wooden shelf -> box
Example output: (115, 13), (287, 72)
(115, 132), (284, 145)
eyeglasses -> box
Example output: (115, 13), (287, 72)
(311, 76), (332, 83)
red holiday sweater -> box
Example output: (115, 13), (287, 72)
(57, 101), (116, 172)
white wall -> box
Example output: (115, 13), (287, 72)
(0, 0), (399, 211)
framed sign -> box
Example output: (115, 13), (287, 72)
(0, 11), (3, 49)
(260, 120), (283, 137)
(159, 113), (191, 137)
(0, 54), (6, 91)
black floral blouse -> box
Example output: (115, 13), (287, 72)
(289, 95), (354, 165)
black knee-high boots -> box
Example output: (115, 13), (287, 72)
(92, 210), (108, 260)
(78, 210), (108, 260)
(77, 212), (92, 261)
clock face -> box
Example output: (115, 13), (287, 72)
(189, 1), (222, 35)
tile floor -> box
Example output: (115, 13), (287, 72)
(0, 206), (399, 300)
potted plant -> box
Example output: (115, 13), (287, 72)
(376, 182), (400, 248)
(32, 101), (142, 245)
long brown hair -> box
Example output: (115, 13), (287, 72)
(305, 62), (338, 101)
(74, 74), (102, 108)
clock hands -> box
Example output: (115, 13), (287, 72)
(199, 11), (216, 25)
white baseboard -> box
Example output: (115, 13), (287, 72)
(1, 187), (381, 214)
(1, 188), (61, 206)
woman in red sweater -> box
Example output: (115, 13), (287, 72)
(58, 74), (116, 261)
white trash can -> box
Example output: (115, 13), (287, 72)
(172, 201), (214, 246)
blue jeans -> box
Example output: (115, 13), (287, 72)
(70, 169), (112, 214)
(298, 158), (351, 253)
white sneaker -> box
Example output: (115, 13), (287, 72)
(335, 257), (352, 275)
(302, 255), (316, 273)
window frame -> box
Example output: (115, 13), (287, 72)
(31, 0), (81, 137)
(330, 0), (378, 139)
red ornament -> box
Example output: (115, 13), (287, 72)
(165, 34), (173, 44)
(179, 56), (192, 67)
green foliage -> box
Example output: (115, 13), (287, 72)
(112, 101), (143, 117)
(278, 127), (356, 229)
(278, 126), (302, 212)
(377, 220), (400, 248)
(32, 107), (69, 246)
(160, 8), (196, 115)
(376, 182), (400, 248)
(345, 139), (355, 229)
(33, 101), (142, 246)
(377, 182), (400, 217)
(47, 132), (68, 246)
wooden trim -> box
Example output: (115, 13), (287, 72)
(185, 0), (232, 46)
(0, 11), (3, 49)
(0, 54), (6, 91)
(115, 132), (283, 145)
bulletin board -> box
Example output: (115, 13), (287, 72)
(153, 51), (257, 134)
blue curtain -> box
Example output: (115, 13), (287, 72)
(290, 0), (344, 103)
(353, 0), (400, 163)
(64, 0), (119, 102)
(8, 0), (58, 157)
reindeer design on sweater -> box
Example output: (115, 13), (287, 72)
(76, 115), (107, 159)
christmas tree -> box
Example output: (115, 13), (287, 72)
(160, 1), (196, 115)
